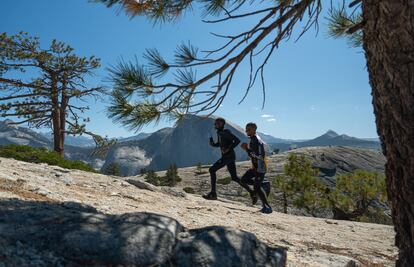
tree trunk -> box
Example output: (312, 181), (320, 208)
(283, 192), (288, 214)
(59, 85), (68, 159)
(51, 77), (64, 158)
(362, 1), (414, 265)
(52, 107), (64, 157)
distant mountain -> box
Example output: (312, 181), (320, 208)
(270, 130), (381, 152)
(296, 130), (380, 149)
(40, 131), (153, 147)
(0, 120), (51, 148)
(117, 132), (152, 142)
(41, 132), (96, 148)
(257, 132), (292, 144)
(102, 115), (251, 176)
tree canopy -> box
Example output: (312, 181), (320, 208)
(95, 0), (362, 130)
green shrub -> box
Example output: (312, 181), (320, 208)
(164, 164), (182, 186)
(102, 162), (121, 176)
(217, 177), (232, 185)
(183, 187), (195, 194)
(327, 170), (388, 221)
(0, 145), (96, 172)
(272, 153), (389, 223)
(145, 165), (182, 187)
(144, 170), (161, 186)
(273, 153), (324, 215)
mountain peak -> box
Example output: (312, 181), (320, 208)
(324, 130), (339, 138)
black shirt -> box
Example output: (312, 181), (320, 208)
(211, 129), (240, 156)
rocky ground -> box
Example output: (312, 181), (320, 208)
(0, 155), (397, 266)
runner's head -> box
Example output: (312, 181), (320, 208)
(245, 122), (257, 137)
(214, 118), (226, 130)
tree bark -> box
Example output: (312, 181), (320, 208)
(362, 1), (414, 265)
(51, 76), (64, 157)
(52, 107), (64, 157)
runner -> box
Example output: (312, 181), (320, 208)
(241, 122), (273, 214)
(203, 118), (255, 201)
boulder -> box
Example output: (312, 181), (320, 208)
(173, 226), (286, 267)
(0, 199), (286, 267)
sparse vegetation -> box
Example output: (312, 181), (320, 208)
(327, 170), (388, 222)
(144, 170), (161, 186)
(164, 164), (181, 186)
(0, 145), (96, 172)
(273, 154), (325, 215)
(144, 165), (182, 187)
(102, 162), (121, 176)
(272, 153), (389, 223)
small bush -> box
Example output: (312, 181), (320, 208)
(272, 153), (389, 223)
(183, 187), (195, 194)
(145, 170), (161, 186)
(145, 165), (182, 187)
(102, 162), (121, 176)
(272, 153), (323, 215)
(327, 170), (388, 221)
(164, 164), (181, 186)
(217, 177), (232, 185)
(0, 145), (96, 172)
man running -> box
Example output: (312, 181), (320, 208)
(241, 122), (273, 214)
(203, 118), (255, 200)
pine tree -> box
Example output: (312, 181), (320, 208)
(0, 32), (110, 157)
(327, 170), (387, 221)
(144, 170), (160, 186)
(103, 162), (122, 176)
(164, 164), (181, 187)
(273, 153), (325, 216)
(275, 154), (389, 222)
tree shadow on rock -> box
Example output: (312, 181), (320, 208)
(0, 199), (183, 266)
(0, 199), (287, 267)
(173, 226), (287, 267)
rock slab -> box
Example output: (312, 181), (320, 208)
(0, 199), (286, 267)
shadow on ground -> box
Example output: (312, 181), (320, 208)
(0, 199), (286, 267)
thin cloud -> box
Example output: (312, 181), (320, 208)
(267, 118), (276, 122)
(261, 114), (274, 118)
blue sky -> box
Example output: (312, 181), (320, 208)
(0, 0), (378, 139)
